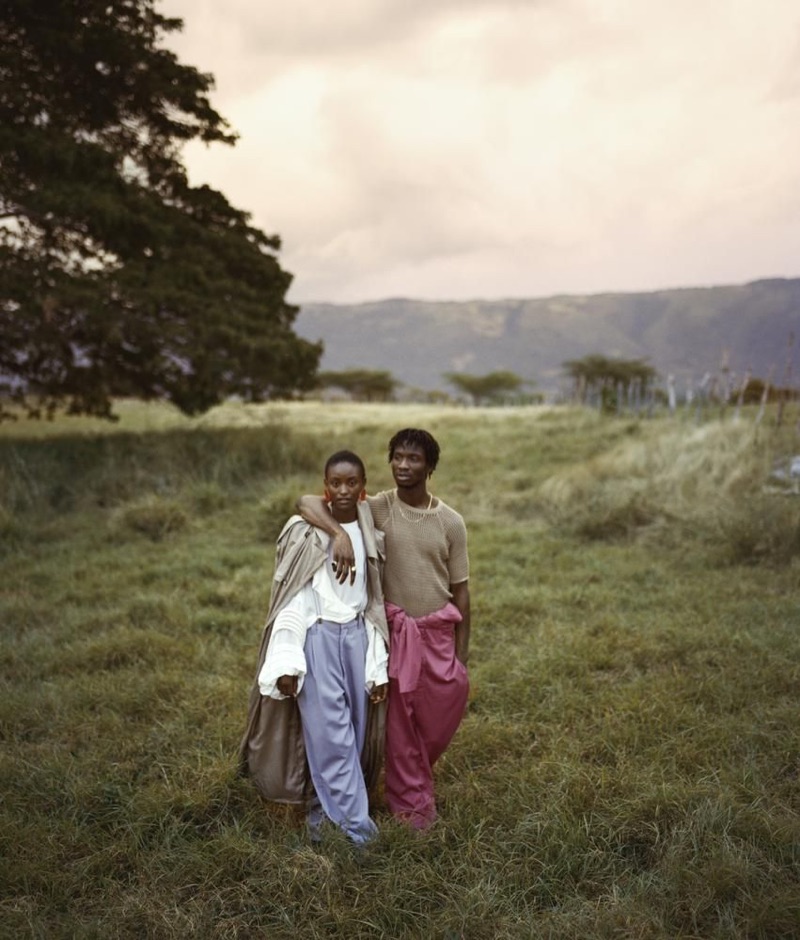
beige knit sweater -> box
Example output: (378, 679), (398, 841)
(368, 489), (469, 618)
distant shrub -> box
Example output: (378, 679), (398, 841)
(115, 497), (189, 542)
(255, 478), (310, 543)
(0, 426), (325, 515)
(712, 496), (800, 566)
(574, 493), (657, 541)
(538, 421), (782, 547)
(0, 505), (23, 553)
(188, 481), (228, 514)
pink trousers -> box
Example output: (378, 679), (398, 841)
(384, 602), (469, 829)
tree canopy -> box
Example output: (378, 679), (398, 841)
(1, 0), (320, 418)
(563, 355), (657, 391)
(444, 370), (525, 405)
(317, 369), (398, 402)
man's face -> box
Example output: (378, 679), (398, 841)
(390, 442), (429, 489)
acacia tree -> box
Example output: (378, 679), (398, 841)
(563, 355), (657, 409)
(444, 370), (525, 405)
(0, 0), (320, 418)
(317, 369), (398, 402)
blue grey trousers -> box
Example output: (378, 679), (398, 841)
(297, 616), (378, 844)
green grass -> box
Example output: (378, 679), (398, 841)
(1, 401), (799, 939)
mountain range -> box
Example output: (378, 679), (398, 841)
(294, 278), (800, 396)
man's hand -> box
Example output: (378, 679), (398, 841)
(296, 496), (356, 584)
(451, 580), (471, 666)
(331, 530), (357, 584)
(369, 682), (388, 704)
(276, 675), (298, 698)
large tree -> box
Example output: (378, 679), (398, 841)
(0, 0), (320, 418)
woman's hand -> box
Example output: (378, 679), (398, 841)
(369, 682), (388, 704)
(276, 675), (298, 698)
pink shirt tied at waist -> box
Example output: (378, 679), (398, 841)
(385, 601), (462, 694)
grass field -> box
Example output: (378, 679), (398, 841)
(1, 401), (799, 939)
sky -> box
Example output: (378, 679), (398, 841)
(160, 0), (800, 305)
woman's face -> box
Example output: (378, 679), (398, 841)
(324, 460), (365, 516)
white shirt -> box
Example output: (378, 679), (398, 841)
(258, 521), (389, 699)
(314, 519), (367, 618)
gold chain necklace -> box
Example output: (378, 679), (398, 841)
(394, 490), (434, 523)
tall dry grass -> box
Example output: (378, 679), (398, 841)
(537, 419), (800, 562)
(1, 401), (799, 939)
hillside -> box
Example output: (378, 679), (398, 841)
(295, 278), (800, 395)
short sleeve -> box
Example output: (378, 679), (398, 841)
(366, 491), (392, 531)
(446, 512), (469, 584)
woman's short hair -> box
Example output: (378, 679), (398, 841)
(324, 450), (366, 479)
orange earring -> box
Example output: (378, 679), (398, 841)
(359, 488), (367, 501)
(323, 489), (332, 502)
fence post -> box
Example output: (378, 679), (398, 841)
(755, 366), (775, 426)
(776, 332), (794, 429)
(733, 367), (751, 423)
(696, 373), (711, 424)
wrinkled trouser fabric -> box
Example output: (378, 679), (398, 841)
(384, 604), (469, 829)
(297, 617), (377, 844)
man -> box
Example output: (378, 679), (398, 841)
(240, 451), (388, 844)
(298, 428), (470, 829)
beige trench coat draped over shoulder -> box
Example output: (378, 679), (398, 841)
(238, 501), (388, 804)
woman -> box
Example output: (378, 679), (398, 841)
(239, 451), (389, 844)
